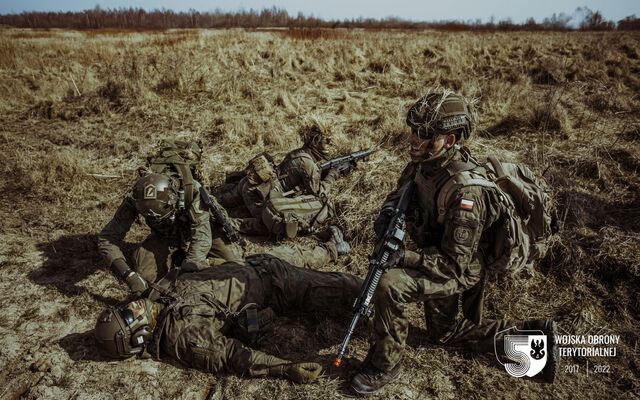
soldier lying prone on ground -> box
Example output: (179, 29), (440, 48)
(94, 254), (362, 384)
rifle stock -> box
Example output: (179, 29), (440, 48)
(198, 186), (246, 247)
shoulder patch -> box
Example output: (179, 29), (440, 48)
(453, 225), (473, 245)
(460, 198), (474, 211)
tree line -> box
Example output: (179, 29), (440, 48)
(0, 6), (638, 31)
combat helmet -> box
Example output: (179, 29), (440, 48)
(131, 173), (180, 221)
(94, 299), (156, 359)
(406, 90), (475, 141)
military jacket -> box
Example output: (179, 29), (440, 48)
(382, 148), (502, 290)
(98, 181), (212, 267)
(157, 263), (286, 376)
(277, 146), (336, 197)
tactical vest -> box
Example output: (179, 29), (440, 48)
(261, 191), (331, 239)
(424, 156), (554, 275)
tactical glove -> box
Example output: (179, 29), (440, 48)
(268, 362), (322, 384)
(112, 259), (148, 295)
(124, 271), (148, 295)
(338, 161), (357, 176)
(373, 208), (394, 239)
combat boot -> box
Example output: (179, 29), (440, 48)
(523, 319), (558, 383)
(350, 362), (402, 396)
(328, 225), (351, 255)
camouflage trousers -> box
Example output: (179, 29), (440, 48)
(371, 267), (522, 372)
(245, 254), (362, 317)
(132, 228), (244, 282)
(134, 233), (337, 283)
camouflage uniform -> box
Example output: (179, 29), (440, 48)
(278, 146), (339, 198)
(154, 254), (362, 376)
(218, 174), (276, 236)
(217, 167), (340, 269)
(370, 147), (524, 371)
(98, 180), (242, 283)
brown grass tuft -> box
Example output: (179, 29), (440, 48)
(1, 28), (639, 400)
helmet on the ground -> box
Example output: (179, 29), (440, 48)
(131, 173), (179, 221)
(406, 90), (475, 141)
(94, 299), (155, 359)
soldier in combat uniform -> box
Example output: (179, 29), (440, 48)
(349, 90), (557, 396)
(94, 254), (362, 384)
(217, 152), (351, 265)
(98, 171), (242, 297)
(278, 119), (341, 199)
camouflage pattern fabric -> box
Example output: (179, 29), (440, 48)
(369, 147), (521, 372)
(156, 254), (362, 377)
(98, 180), (241, 282)
(277, 146), (339, 197)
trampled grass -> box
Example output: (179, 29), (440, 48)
(0, 27), (638, 399)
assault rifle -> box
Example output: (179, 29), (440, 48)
(198, 186), (246, 247)
(334, 181), (415, 367)
(319, 148), (375, 174)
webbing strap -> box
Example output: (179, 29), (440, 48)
(175, 164), (194, 207)
(487, 156), (506, 178)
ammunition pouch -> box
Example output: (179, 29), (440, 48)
(261, 192), (331, 239)
(232, 306), (276, 345)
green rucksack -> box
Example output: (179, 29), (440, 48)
(261, 191), (331, 239)
(146, 139), (204, 208)
(437, 156), (554, 275)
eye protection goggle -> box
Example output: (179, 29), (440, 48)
(410, 127), (438, 140)
(118, 306), (137, 326)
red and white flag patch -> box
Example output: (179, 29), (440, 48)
(460, 199), (474, 211)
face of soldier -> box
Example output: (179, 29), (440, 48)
(409, 131), (456, 161)
(311, 134), (332, 156)
(120, 299), (150, 331)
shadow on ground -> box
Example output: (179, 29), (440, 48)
(29, 234), (134, 305)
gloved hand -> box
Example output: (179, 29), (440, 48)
(124, 271), (148, 295)
(112, 259), (148, 295)
(326, 168), (340, 182)
(373, 208), (394, 239)
(338, 161), (357, 176)
(382, 248), (404, 269)
(268, 362), (322, 384)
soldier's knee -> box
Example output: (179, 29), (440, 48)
(377, 270), (407, 302)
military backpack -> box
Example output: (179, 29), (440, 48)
(261, 191), (331, 239)
(145, 139), (204, 209)
(436, 156), (554, 275)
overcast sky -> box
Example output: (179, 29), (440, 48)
(0, 1), (637, 23)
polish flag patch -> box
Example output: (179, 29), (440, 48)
(460, 199), (474, 211)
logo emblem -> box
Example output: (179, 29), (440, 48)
(495, 327), (548, 378)
(453, 226), (472, 244)
(144, 184), (157, 199)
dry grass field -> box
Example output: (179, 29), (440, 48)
(0, 27), (638, 399)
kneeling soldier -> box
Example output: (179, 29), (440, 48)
(350, 90), (557, 396)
